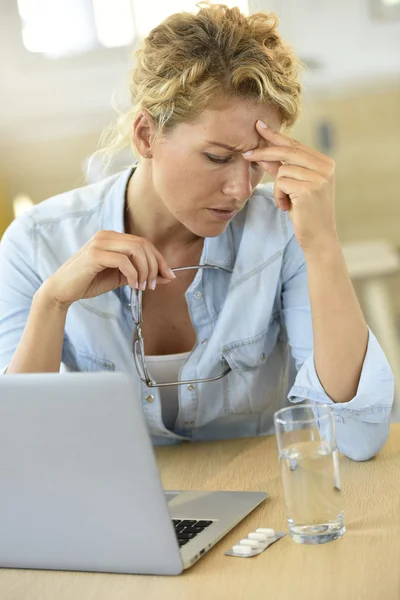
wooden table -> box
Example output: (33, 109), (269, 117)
(2, 426), (400, 600)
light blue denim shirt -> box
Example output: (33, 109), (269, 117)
(0, 167), (394, 460)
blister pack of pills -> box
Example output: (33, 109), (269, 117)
(224, 528), (286, 558)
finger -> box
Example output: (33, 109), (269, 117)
(277, 195), (291, 212)
(91, 234), (148, 260)
(274, 177), (310, 198)
(150, 245), (176, 282)
(129, 247), (149, 291)
(90, 232), (173, 283)
(91, 249), (139, 289)
(255, 120), (329, 162)
(91, 235), (164, 290)
(255, 159), (281, 179)
(142, 244), (162, 289)
(243, 145), (327, 173)
(274, 181), (290, 211)
(276, 164), (322, 183)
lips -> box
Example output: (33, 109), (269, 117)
(208, 207), (238, 222)
(212, 207), (238, 211)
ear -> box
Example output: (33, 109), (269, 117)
(132, 112), (156, 159)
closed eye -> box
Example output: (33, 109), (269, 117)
(205, 153), (261, 167)
(205, 153), (232, 164)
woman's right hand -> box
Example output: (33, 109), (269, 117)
(40, 230), (176, 311)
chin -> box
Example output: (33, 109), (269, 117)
(191, 221), (230, 238)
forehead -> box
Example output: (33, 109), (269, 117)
(169, 97), (282, 149)
(200, 98), (282, 131)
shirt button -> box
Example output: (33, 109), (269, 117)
(145, 394), (155, 403)
(187, 384), (195, 392)
(194, 291), (202, 300)
(201, 338), (208, 344)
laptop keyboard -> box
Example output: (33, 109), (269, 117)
(172, 519), (213, 547)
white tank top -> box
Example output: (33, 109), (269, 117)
(145, 352), (191, 430)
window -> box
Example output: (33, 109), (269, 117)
(17, 0), (249, 58)
(17, 0), (135, 58)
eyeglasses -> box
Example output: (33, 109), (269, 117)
(129, 264), (233, 388)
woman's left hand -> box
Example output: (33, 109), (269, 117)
(242, 120), (339, 253)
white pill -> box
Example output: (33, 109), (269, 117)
(256, 528), (275, 537)
(248, 532), (268, 542)
(232, 544), (252, 555)
(239, 539), (262, 548)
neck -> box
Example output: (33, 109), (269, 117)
(125, 162), (202, 255)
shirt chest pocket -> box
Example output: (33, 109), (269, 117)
(220, 317), (281, 414)
(76, 351), (115, 373)
(221, 316), (280, 371)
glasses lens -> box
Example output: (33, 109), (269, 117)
(130, 289), (139, 323)
(133, 338), (146, 380)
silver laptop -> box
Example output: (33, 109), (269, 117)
(0, 372), (267, 575)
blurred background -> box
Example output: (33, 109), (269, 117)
(1, 0), (400, 404)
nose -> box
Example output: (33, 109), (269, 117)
(222, 161), (253, 203)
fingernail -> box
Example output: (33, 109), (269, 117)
(242, 150), (253, 156)
(257, 120), (268, 128)
(168, 269), (176, 279)
(140, 281), (147, 291)
(135, 282), (139, 289)
(150, 279), (157, 290)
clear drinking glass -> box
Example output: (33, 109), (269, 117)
(274, 403), (345, 544)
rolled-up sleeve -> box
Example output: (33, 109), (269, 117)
(0, 214), (42, 373)
(0, 215), (83, 374)
(281, 231), (394, 462)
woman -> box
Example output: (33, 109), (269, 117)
(0, 5), (393, 458)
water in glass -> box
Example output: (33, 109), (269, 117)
(280, 439), (345, 544)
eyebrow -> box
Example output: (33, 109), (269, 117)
(204, 140), (248, 152)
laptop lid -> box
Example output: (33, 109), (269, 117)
(0, 372), (183, 575)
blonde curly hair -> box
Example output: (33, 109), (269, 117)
(95, 3), (303, 170)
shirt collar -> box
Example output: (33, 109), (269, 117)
(100, 165), (136, 234)
(201, 224), (236, 272)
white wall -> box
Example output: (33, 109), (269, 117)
(252, 0), (400, 91)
